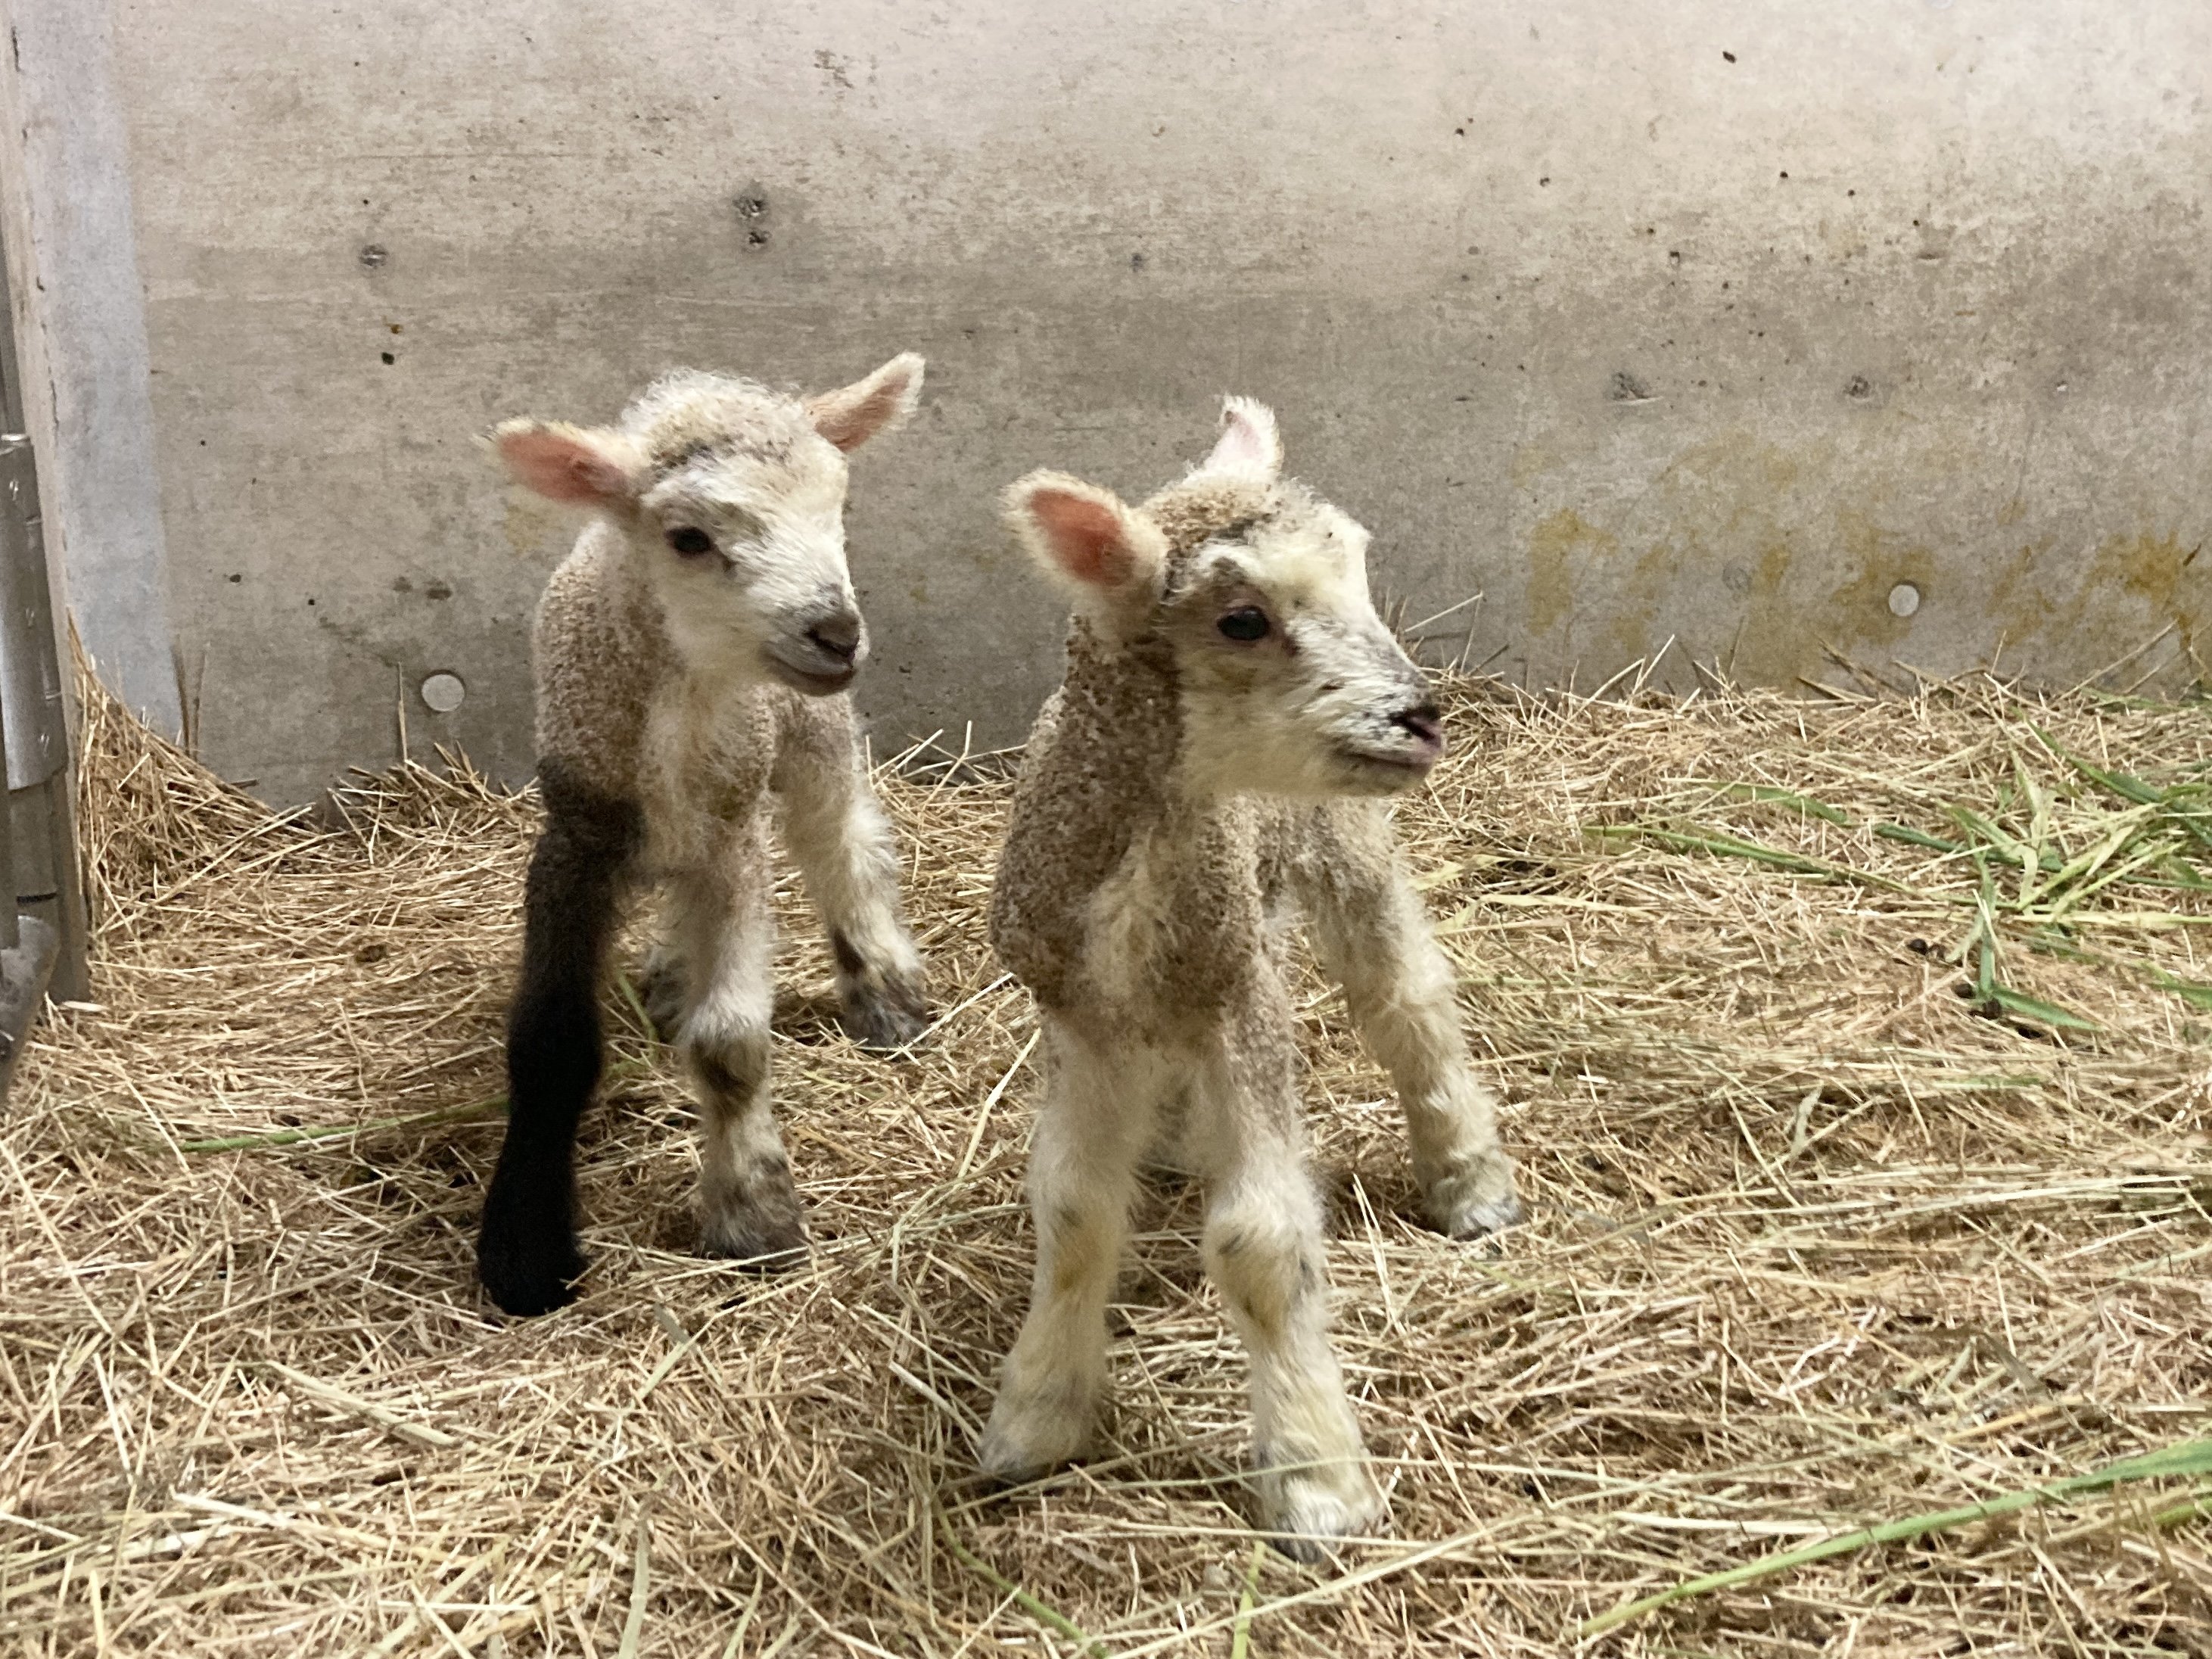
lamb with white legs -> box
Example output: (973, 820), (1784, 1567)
(476, 354), (932, 1317)
(980, 397), (1523, 1555)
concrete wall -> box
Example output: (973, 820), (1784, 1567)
(0, 0), (179, 736)
(48, 2), (2212, 798)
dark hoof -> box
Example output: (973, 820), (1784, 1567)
(838, 979), (931, 1051)
(698, 1204), (808, 1274)
(477, 1215), (586, 1317)
(1263, 1530), (1330, 1565)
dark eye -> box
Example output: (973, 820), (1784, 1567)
(1217, 607), (1271, 642)
(666, 526), (714, 558)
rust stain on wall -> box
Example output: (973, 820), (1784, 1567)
(1811, 509), (1936, 654)
(2084, 530), (2205, 666)
(1987, 541), (2057, 648)
(1986, 530), (2206, 675)
(1721, 540), (1801, 685)
(1526, 509), (1616, 640)
(1514, 417), (2208, 693)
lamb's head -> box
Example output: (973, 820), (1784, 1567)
(496, 353), (923, 696)
(1005, 397), (1444, 798)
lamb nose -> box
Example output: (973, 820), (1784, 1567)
(1391, 703), (1443, 744)
(807, 612), (863, 661)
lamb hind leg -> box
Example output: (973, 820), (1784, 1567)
(477, 764), (639, 1317)
(632, 920), (688, 1042)
(773, 700), (929, 1049)
(1298, 805), (1522, 1237)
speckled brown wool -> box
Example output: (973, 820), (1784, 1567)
(980, 397), (1524, 1558)
(474, 355), (932, 1318)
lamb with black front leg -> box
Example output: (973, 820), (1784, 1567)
(476, 354), (931, 1317)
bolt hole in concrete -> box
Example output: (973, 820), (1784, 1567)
(1887, 583), (1922, 619)
(419, 672), (466, 714)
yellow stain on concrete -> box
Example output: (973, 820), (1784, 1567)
(1721, 540), (1801, 685)
(2086, 529), (2204, 664)
(1526, 509), (1618, 639)
(1518, 421), (2206, 690)
(1815, 508), (1936, 652)
(1984, 530), (2205, 674)
(1510, 441), (1562, 493)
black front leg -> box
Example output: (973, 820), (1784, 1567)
(478, 761), (641, 1315)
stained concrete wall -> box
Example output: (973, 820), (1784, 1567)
(33, 2), (2212, 798)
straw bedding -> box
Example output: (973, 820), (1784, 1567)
(2, 658), (2207, 1656)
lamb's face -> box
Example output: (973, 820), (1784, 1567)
(1005, 397), (1444, 802)
(634, 434), (866, 696)
(494, 353), (923, 699)
(1159, 498), (1442, 798)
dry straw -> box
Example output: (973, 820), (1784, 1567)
(2, 648), (2208, 1655)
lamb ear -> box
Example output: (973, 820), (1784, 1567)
(1198, 395), (1282, 480)
(493, 420), (644, 506)
(806, 351), (925, 451)
(1003, 471), (1167, 607)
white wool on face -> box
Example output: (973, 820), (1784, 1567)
(518, 357), (922, 792)
(634, 445), (857, 681)
(1165, 506), (1430, 801)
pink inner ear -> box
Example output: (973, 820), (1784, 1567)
(499, 429), (630, 505)
(1031, 490), (1132, 587)
(811, 369), (915, 452)
(1206, 414), (1271, 473)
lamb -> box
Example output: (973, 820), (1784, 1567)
(474, 353), (932, 1318)
(979, 397), (1523, 1555)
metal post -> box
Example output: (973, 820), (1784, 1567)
(0, 215), (85, 1091)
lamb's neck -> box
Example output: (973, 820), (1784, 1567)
(991, 618), (1254, 1016)
(1047, 624), (1184, 824)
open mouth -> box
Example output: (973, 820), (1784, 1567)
(764, 652), (857, 696)
(1332, 743), (1441, 794)
(1339, 705), (1448, 777)
(1337, 714), (1445, 781)
(1339, 745), (1437, 775)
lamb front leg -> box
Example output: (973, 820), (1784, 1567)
(1187, 1023), (1384, 1558)
(980, 1019), (1161, 1480)
(665, 848), (807, 1269)
(478, 763), (639, 1316)
(1299, 805), (1522, 1237)
(773, 698), (930, 1049)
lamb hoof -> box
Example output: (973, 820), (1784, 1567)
(1423, 1153), (1525, 1240)
(477, 1209), (586, 1317)
(698, 1195), (808, 1274)
(978, 1385), (1096, 1483)
(838, 978), (932, 1051)
(1255, 1461), (1386, 1561)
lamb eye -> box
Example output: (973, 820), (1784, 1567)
(1217, 607), (1271, 642)
(666, 526), (714, 558)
